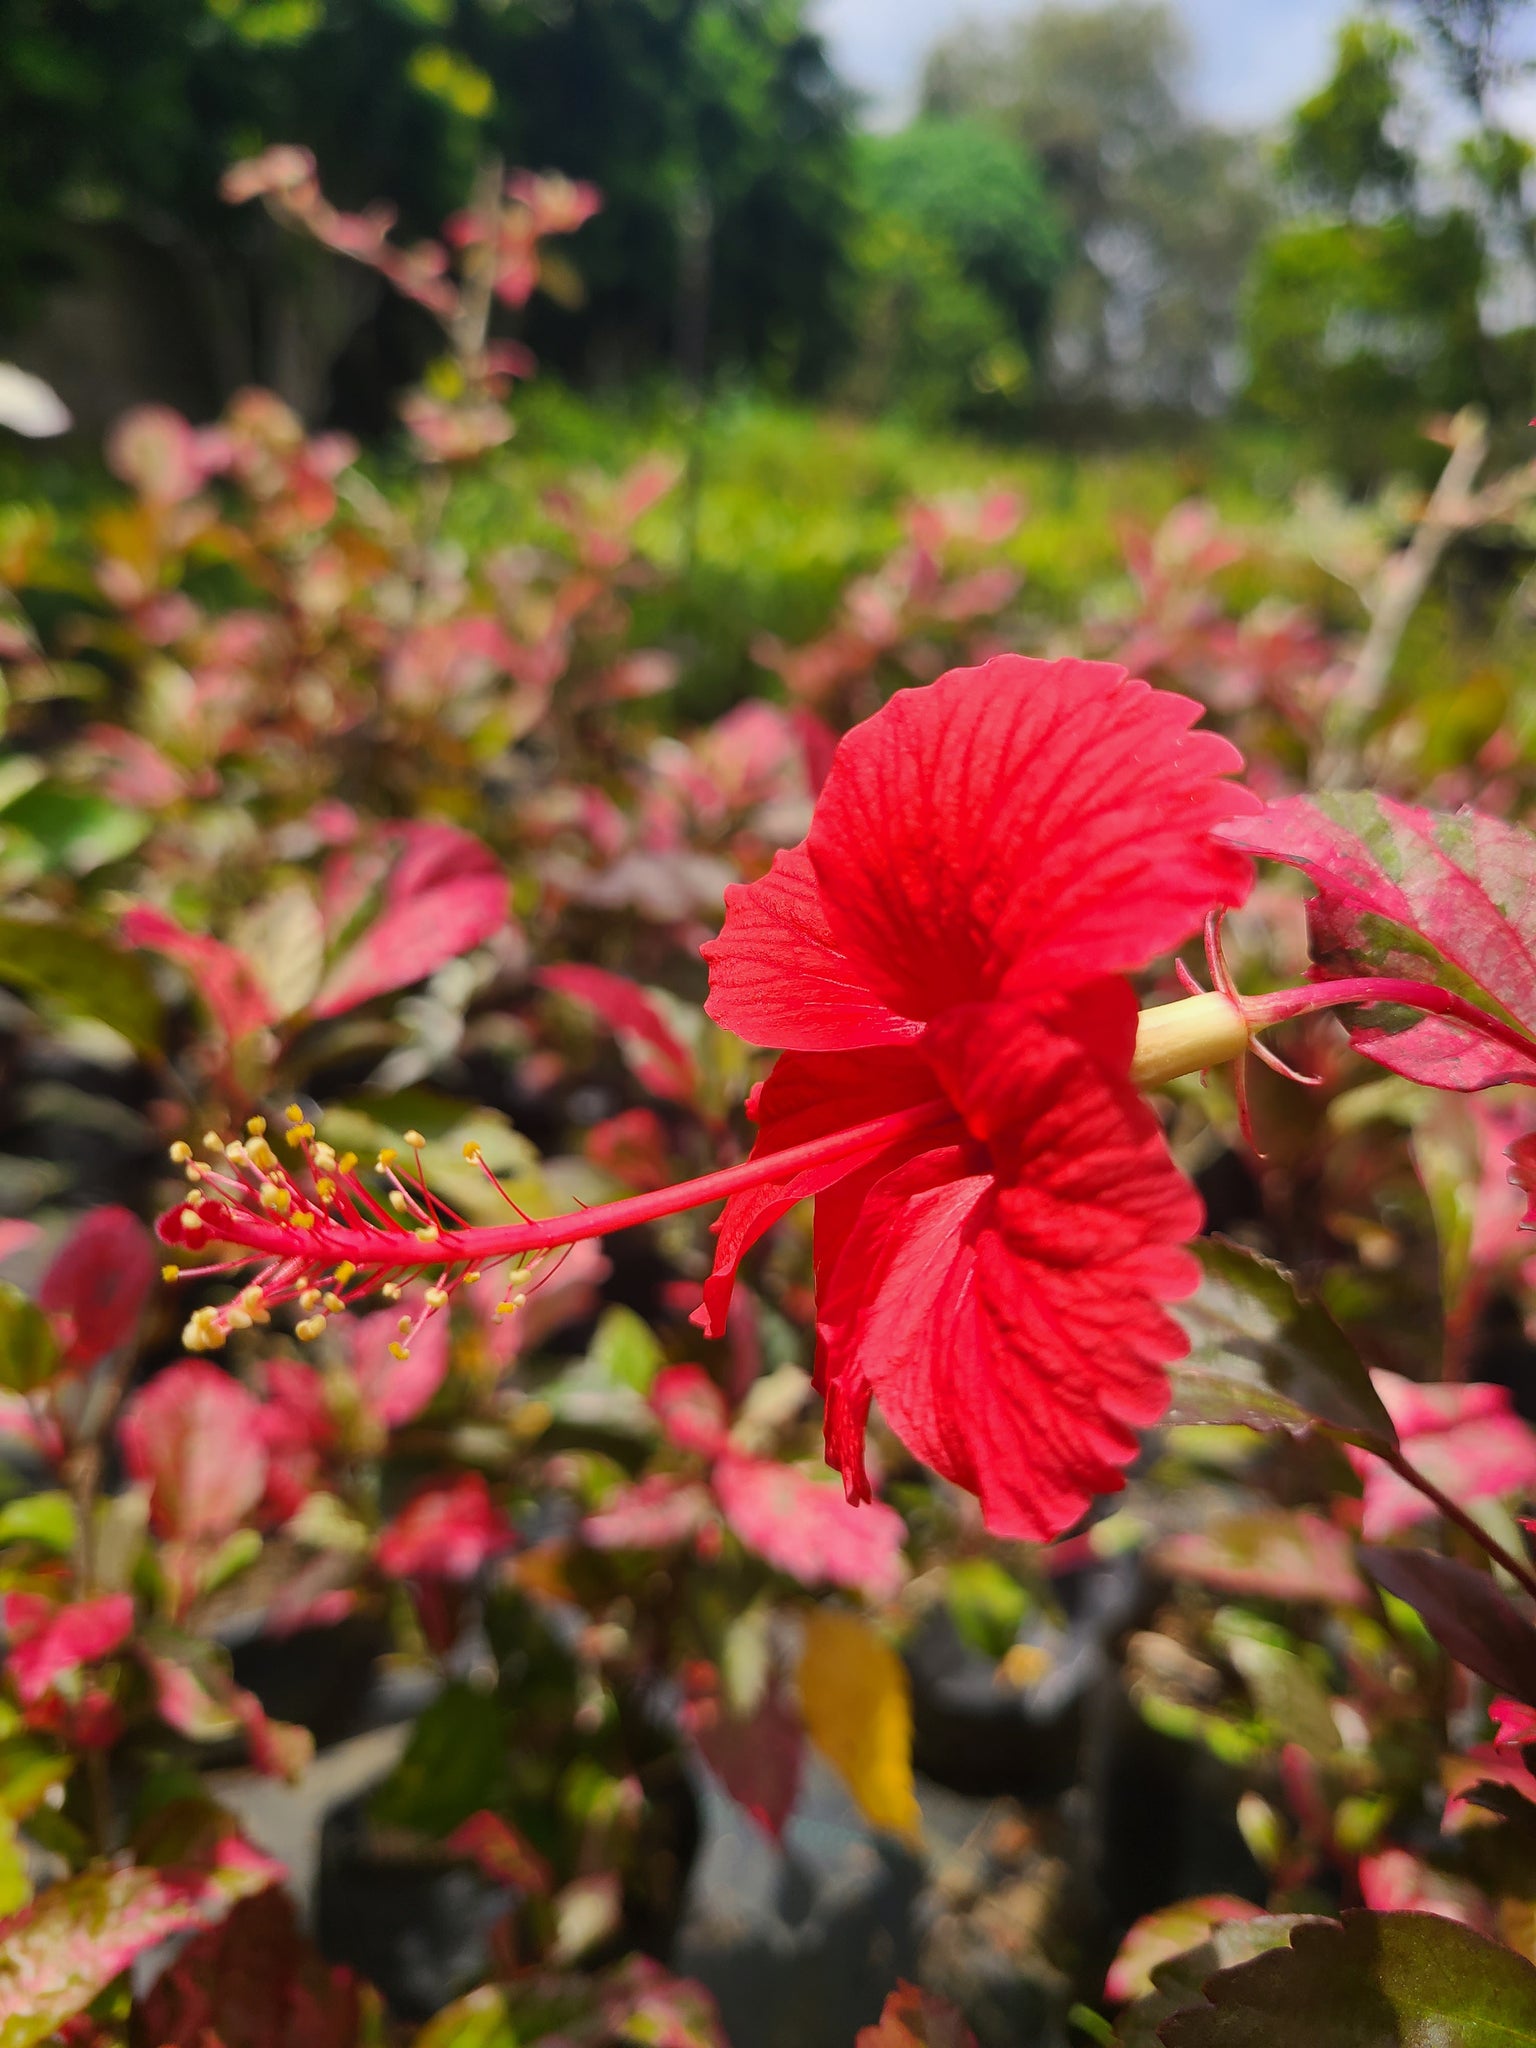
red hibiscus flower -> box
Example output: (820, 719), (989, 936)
(694, 655), (1258, 1538)
(156, 656), (1256, 1542)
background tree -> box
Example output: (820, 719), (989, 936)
(0, 0), (855, 429)
(1243, 14), (1534, 485)
(921, 0), (1270, 420)
(839, 119), (1067, 425)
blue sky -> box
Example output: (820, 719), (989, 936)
(812, 0), (1360, 128)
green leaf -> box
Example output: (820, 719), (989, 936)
(0, 919), (162, 1053)
(0, 1738), (73, 1821)
(0, 1494), (76, 1554)
(1169, 1239), (1396, 1449)
(0, 786), (148, 876)
(587, 1305), (663, 1394)
(945, 1558), (1029, 1661)
(0, 1286), (58, 1395)
(1115, 1918), (1320, 2046)
(370, 1683), (511, 1839)
(413, 1986), (517, 2048)
(1160, 1910), (1536, 2046)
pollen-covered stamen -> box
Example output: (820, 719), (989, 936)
(159, 1095), (960, 1346)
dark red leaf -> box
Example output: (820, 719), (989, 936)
(1362, 1546), (1536, 1705)
(130, 1889), (360, 2048)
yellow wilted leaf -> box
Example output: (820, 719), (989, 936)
(798, 1609), (921, 1844)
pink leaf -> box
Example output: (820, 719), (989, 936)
(375, 1471), (511, 1581)
(650, 1365), (729, 1458)
(1221, 794), (1536, 1088)
(104, 405), (210, 506)
(3, 1593), (133, 1707)
(538, 965), (698, 1106)
(346, 1293), (450, 1428)
(119, 1362), (269, 1541)
(36, 1208), (156, 1370)
(253, 1359), (333, 1522)
(121, 906), (276, 1045)
(0, 1222), (40, 1264)
(445, 1811), (552, 1892)
(711, 1453), (907, 1601)
(313, 822), (507, 1016)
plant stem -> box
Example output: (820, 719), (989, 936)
(1379, 1441), (1536, 1604)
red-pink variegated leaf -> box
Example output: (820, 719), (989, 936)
(3, 1593), (133, 1707)
(313, 822), (507, 1016)
(346, 1293), (450, 1428)
(121, 907), (276, 1046)
(650, 1365), (729, 1458)
(1154, 1512), (1364, 1607)
(538, 965), (698, 1106)
(1492, 1697), (1536, 1749)
(1356, 1848), (1497, 1930)
(856, 1983), (978, 2048)
(375, 1472), (511, 1581)
(446, 1811), (552, 1892)
(0, 1839), (280, 2047)
(118, 1362), (269, 1542)
(1106, 1897), (1264, 2004)
(1348, 1372), (1536, 1538)
(711, 1454), (907, 1601)
(582, 1475), (712, 1552)
(685, 1683), (802, 1842)
(1221, 794), (1536, 1088)
(36, 1208), (156, 1370)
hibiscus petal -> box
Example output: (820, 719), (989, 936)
(694, 1045), (944, 1336)
(702, 844), (925, 1051)
(817, 1004), (1201, 1542)
(804, 656), (1257, 1023)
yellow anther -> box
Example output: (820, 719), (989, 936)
(414, 1224), (440, 1244)
(224, 1141), (248, 1167)
(284, 1122), (315, 1148)
(425, 1286), (449, 1309)
(316, 1178), (336, 1203)
(185, 1188), (206, 1207)
(179, 1207), (206, 1234)
(337, 1153), (358, 1176)
(334, 1262), (356, 1286)
(295, 1315), (326, 1342)
(389, 1190), (410, 1214)
(322, 1292), (344, 1314)
(388, 1341), (411, 1361)
(495, 1300), (517, 1317)
(246, 1137), (278, 1172)
(185, 1163), (205, 1183)
(313, 1142), (337, 1170)
(286, 1103), (305, 1123)
(293, 1211), (315, 1231)
(383, 1282), (403, 1302)
(299, 1287), (322, 1311)
(202, 1131), (224, 1153)
(247, 1115), (267, 1136)
(182, 1306), (226, 1352)
(226, 1308), (253, 1332)
(240, 1284), (266, 1310)
(161, 1264), (179, 1283)
(169, 1140), (193, 1163)
(463, 1270), (481, 1285)
(403, 1129), (426, 1149)
(511, 1291), (526, 1309)
(259, 1183), (293, 1216)
(377, 1149), (397, 1169)
(462, 1140), (482, 1162)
